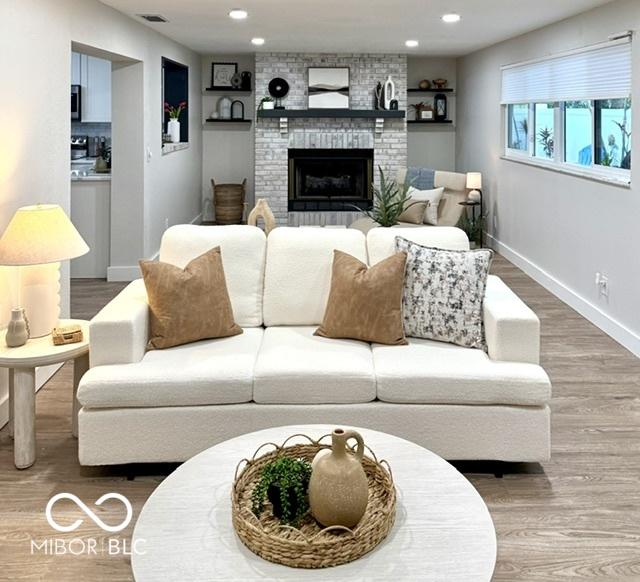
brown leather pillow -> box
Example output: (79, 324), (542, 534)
(315, 250), (408, 345)
(140, 247), (242, 349)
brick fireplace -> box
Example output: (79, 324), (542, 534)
(254, 53), (407, 226)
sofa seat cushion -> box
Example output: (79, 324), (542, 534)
(78, 328), (263, 409)
(253, 327), (376, 404)
(373, 338), (551, 406)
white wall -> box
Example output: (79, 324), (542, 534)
(201, 55), (255, 221)
(407, 57), (457, 171)
(456, 0), (640, 355)
(0, 0), (202, 423)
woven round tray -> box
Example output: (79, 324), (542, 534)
(231, 433), (396, 569)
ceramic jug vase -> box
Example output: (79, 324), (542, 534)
(308, 428), (369, 528)
(6, 308), (29, 347)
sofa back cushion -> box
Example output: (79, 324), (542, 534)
(367, 226), (469, 265)
(263, 227), (367, 326)
(159, 225), (266, 327)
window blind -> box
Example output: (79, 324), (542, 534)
(501, 38), (632, 104)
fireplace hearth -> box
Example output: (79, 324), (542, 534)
(288, 149), (373, 211)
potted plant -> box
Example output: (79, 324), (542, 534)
(251, 457), (312, 526)
(164, 100), (187, 143)
(410, 102), (433, 121)
(354, 167), (417, 227)
(458, 209), (487, 249)
(259, 96), (275, 110)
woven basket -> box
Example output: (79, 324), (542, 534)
(212, 179), (246, 225)
(231, 433), (396, 569)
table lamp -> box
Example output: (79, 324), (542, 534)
(0, 204), (89, 344)
(466, 172), (482, 203)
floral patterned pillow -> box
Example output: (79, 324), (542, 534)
(394, 237), (493, 349)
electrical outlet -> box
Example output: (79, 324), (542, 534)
(595, 272), (609, 298)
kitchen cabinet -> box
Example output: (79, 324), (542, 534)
(71, 52), (81, 85)
(71, 180), (111, 278)
(73, 52), (111, 123)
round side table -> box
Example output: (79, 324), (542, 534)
(0, 319), (89, 469)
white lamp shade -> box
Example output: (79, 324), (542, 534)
(466, 172), (482, 190)
(0, 204), (89, 266)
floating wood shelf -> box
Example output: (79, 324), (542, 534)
(205, 86), (252, 93)
(257, 109), (405, 119)
(205, 118), (252, 123)
(407, 119), (454, 124)
(407, 88), (455, 93)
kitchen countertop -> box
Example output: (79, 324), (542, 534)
(71, 157), (111, 181)
(71, 171), (111, 182)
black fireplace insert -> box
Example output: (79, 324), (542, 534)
(288, 149), (373, 211)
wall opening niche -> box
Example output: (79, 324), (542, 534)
(162, 57), (189, 148)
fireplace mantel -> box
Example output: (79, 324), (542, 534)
(257, 109), (405, 119)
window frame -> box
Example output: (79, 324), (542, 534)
(503, 100), (631, 187)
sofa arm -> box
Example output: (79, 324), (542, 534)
(484, 275), (540, 364)
(90, 279), (149, 367)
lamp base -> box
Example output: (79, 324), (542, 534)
(21, 263), (60, 338)
(468, 189), (482, 203)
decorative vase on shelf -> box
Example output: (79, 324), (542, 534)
(218, 96), (232, 119)
(6, 308), (29, 348)
(383, 75), (395, 110)
(168, 119), (180, 143)
(308, 428), (369, 528)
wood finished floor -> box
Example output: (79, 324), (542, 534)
(1, 255), (639, 581)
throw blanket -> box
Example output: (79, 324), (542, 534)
(405, 167), (435, 190)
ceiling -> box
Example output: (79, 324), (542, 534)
(100, 0), (613, 56)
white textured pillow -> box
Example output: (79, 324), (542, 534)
(406, 186), (444, 225)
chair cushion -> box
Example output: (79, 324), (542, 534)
(159, 225), (266, 327)
(263, 227), (367, 326)
(253, 327), (376, 404)
(366, 226), (469, 266)
(373, 337), (551, 406)
(78, 328), (263, 408)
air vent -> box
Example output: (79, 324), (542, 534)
(138, 14), (168, 23)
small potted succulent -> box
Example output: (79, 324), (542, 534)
(251, 457), (312, 526)
(259, 96), (275, 110)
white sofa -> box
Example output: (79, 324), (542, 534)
(77, 225), (551, 465)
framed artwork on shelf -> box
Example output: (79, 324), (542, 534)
(308, 67), (349, 109)
(211, 62), (238, 88)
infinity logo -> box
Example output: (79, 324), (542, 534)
(45, 493), (133, 533)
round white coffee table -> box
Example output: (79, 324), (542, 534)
(132, 425), (496, 581)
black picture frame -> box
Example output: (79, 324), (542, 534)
(231, 100), (245, 120)
(211, 62), (238, 88)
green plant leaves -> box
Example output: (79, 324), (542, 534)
(250, 457), (312, 527)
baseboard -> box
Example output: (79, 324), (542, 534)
(487, 233), (640, 358)
(0, 364), (62, 429)
(107, 214), (203, 282)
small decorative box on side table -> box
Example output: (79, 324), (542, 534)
(0, 319), (90, 469)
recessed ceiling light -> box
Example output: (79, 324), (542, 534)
(251, 37), (265, 46)
(405, 40), (419, 48)
(229, 9), (248, 19)
(442, 13), (461, 23)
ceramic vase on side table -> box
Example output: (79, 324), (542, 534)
(308, 428), (369, 528)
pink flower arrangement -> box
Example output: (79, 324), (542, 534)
(164, 100), (187, 120)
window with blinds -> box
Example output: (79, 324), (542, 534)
(501, 37), (632, 183)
